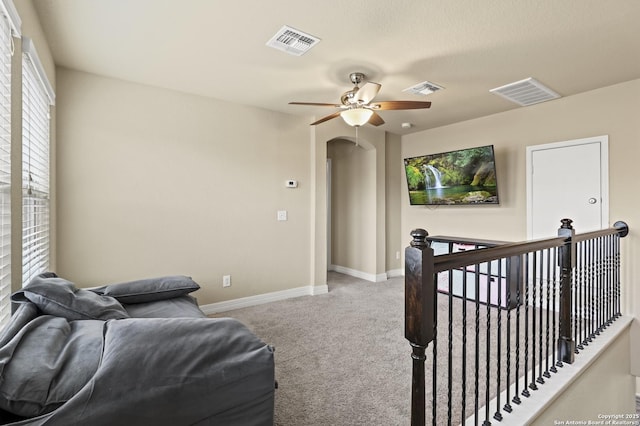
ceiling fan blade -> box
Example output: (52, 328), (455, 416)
(354, 82), (381, 103)
(289, 102), (342, 107)
(310, 111), (342, 125)
(368, 111), (385, 126)
(372, 101), (432, 110)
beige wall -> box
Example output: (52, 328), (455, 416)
(55, 68), (312, 305)
(385, 132), (402, 273)
(14, 0), (55, 82)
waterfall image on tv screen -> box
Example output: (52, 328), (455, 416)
(404, 145), (499, 205)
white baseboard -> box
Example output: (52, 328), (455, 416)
(329, 264), (389, 282)
(200, 284), (328, 315)
(386, 268), (404, 278)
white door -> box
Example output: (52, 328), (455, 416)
(526, 136), (609, 239)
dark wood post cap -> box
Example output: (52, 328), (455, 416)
(410, 228), (429, 248)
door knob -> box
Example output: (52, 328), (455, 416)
(588, 198), (597, 204)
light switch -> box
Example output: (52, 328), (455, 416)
(277, 210), (287, 221)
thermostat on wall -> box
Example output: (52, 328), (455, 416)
(286, 180), (298, 188)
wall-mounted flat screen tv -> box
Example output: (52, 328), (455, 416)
(404, 144), (499, 205)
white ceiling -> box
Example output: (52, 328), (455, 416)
(33, 0), (640, 135)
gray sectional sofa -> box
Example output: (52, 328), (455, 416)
(0, 273), (275, 425)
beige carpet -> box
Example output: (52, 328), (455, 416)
(211, 272), (547, 425)
(211, 272), (409, 425)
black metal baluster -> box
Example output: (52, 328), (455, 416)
(529, 251), (538, 391)
(503, 256), (513, 413)
(556, 246), (564, 371)
(474, 265), (480, 426)
(447, 268), (453, 425)
(588, 238), (595, 342)
(614, 232), (621, 318)
(433, 288), (438, 426)
(537, 250), (545, 384)
(591, 238), (596, 334)
(593, 237), (599, 334)
(579, 241), (587, 348)
(606, 235), (613, 326)
(522, 253), (531, 398)
(494, 258), (503, 422)
(575, 241), (583, 350)
(615, 234), (621, 317)
(610, 234), (615, 320)
(602, 236), (608, 327)
(483, 261), (492, 426)
(613, 221), (629, 318)
(574, 242), (580, 349)
(583, 240), (588, 344)
(594, 237), (600, 328)
(610, 234), (616, 320)
(544, 248), (551, 379)
(600, 236), (606, 330)
(600, 237), (605, 328)
(596, 237), (603, 334)
(550, 247), (558, 374)
(601, 236), (608, 327)
(573, 242), (584, 353)
(604, 235), (611, 325)
(512, 255), (522, 405)
(462, 269), (468, 423)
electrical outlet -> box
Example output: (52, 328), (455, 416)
(222, 275), (231, 287)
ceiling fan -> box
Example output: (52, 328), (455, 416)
(289, 72), (432, 127)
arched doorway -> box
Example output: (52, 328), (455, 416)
(309, 122), (387, 291)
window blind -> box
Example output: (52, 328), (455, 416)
(0, 4), (12, 329)
(22, 39), (52, 287)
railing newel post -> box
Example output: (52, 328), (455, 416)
(405, 228), (436, 426)
(557, 218), (576, 364)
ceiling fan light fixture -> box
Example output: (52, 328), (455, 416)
(340, 108), (373, 127)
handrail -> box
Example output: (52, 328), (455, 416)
(433, 236), (567, 273)
(574, 220), (629, 242)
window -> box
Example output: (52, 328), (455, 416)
(0, 0), (18, 328)
(22, 38), (53, 287)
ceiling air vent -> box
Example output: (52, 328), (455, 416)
(266, 25), (320, 56)
(403, 80), (444, 96)
(490, 77), (560, 106)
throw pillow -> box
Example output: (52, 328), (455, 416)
(95, 275), (200, 304)
(20, 276), (129, 321)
